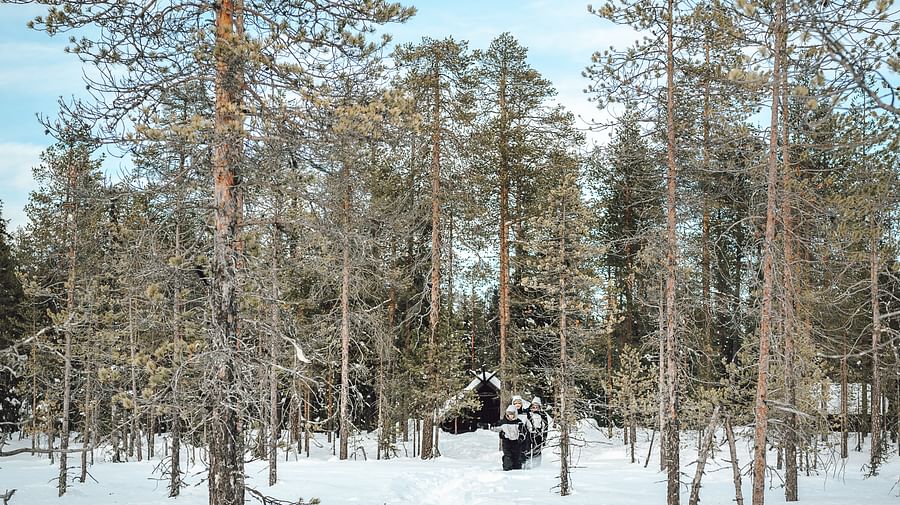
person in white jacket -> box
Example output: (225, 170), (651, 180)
(491, 405), (525, 470)
(525, 396), (551, 457)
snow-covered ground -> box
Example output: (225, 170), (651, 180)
(2, 422), (898, 504)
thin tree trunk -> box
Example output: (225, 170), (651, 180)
(327, 368), (333, 445)
(304, 388), (311, 459)
(779, 39), (798, 500)
(664, 1), (680, 503)
(129, 298), (142, 462)
(80, 370), (92, 483)
(701, 30), (713, 372)
(840, 356), (848, 459)
(752, 3), (784, 503)
(148, 412), (156, 459)
(59, 147), (79, 497)
(725, 416), (745, 505)
(269, 226), (281, 485)
(559, 194), (571, 496)
(379, 280), (396, 460)
(689, 406), (721, 505)
(30, 343), (37, 454)
(339, 161), (352, 461)
(658, 282), (667, 472)
(169, 213), (183, 498)
(629, 420), (636, 463)
(498, 63), (511, 410)
(870, 220), (883, 473)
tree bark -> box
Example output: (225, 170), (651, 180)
(498, 64), (511, 410)
(558, 195), (571, 497)
(840, 356), (848, 459)
(779, 30), (798, 500)
(664, 0), (680, 503)
(170, 179), (184, 498)
(59, 146), (79, 497)
(269, 226), (281, 485)
(752, 3), (784, 503)
(725, 416), (745, 505)
(422, 57), (443, 461)
(129, 298), (142, 462)
(209, 1), (245, 503)
(80, 369), (93, 483)
(701, 30), (713, 371)
(339, 161), (352, 461)
(658, 282), (667, 472)
(689, 406), (721, 505)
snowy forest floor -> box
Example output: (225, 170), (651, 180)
(2, 421), (899, 504)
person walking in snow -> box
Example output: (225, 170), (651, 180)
(491, 404), (526, 470)
(526, 396), (551, 458)
(511, 395), (534, 462)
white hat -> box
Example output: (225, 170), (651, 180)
(506, 405), (518, 415)
(531, 396), (542, 406)
(511, 395), (530, 409)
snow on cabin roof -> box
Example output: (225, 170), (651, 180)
(464, 370), (501, 392)
(438, 371), (502, 419)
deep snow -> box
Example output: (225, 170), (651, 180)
(1, 422), (898, 504)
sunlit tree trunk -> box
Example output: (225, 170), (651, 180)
(752, 2), (784, 503)
(209, 1), (246, 503)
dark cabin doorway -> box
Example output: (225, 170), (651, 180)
(441, 370), (501, 434)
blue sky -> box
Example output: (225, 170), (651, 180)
(0, 1), (628, 231)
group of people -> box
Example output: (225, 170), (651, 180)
(491, 395), (551, 471)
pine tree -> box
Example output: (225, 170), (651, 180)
(24, 3), (413, 501)
(0, 201), (26, 433)
(394, 36), (474, 460)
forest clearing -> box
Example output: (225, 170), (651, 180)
(1, 1), (900, 504)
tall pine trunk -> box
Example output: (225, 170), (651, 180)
(59, 148), (79, 497)
(421, 59), (443, 461)
(558, 193), (571, 497)
(339, 161), (352, 461)
(269, 225), (281, 485)
(209, 1), (245, 503)
(664, 0), (680, 502)
(752, 2), (784, 503)
(498, 66), (511, 409)
(170, 162), (185, 498)
(779, 35), (798, 500)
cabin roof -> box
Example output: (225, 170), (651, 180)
(464, 370), (501, 392)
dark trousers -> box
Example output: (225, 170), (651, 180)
(501, 438), (522, 470)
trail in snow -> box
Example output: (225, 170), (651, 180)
(1, 423), (899, 504)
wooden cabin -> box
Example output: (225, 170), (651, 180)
(441, 370), (502, 434)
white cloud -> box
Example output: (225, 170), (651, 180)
(0, 142), (42, 231)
